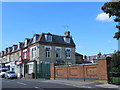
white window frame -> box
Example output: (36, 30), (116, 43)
(28, 64), (33, 74)
(17, 43), (20, 50)
(25, 40), (27, 47)
(65, 48), (71, 59)
(45, 46), (51, 58)
(55, 47), (61, 58)
(11, 57), (14, 61)
(31, 46), (37, 59)
(12, 46), (15, 52)
(33, 36), (36, 43)
(64, 37), (70, 43)
(24, 52), (27, 59)
(45, 35), (52, 42)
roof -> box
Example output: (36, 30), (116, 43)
(0, 32), (76, 54)
(87, 53), (114, 57)
(75, 52), (83, 56)
(38, 33), (75, 47)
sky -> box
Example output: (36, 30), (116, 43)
(1, 2), (119, 56)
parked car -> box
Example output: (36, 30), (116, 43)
(0, 69), (8, 78)
(5, 71), (17, 79)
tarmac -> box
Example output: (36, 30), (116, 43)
(21, 78), (120, 90)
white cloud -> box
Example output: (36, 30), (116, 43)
(96, 13), (113, 22)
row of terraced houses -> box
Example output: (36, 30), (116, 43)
(0, 31), (78, 78)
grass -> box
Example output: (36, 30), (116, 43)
(111, 77), (120, 83)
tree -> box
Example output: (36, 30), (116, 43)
(102, 1), (120, 50)
(98, 52), (102, 58)
(102, 1), (120, 73)
(111, 53), (120, 72)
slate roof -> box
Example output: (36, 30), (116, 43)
(75, 52), (83, 56)
(39, 33), (76, 47)
(26, 32), (75, 47)
(0, 32), (76, 55)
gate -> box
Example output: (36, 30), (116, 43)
(109, 72), (120, 84)
(107, 56), (120, 84)
(37, 63), (50, 79)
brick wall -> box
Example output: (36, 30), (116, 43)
(50, 59), (109, 83)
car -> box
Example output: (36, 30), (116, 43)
(0, 69), (8, 78)
(5, 71), (17, 79)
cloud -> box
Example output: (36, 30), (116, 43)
(96, 13), (113, 22)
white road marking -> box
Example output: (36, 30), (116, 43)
(35, 87), (44, 90)
(17, 82), (27, 85)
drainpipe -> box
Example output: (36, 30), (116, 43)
(83, 63), (85, 81)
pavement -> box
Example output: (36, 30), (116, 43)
(21, 78), (120, 89)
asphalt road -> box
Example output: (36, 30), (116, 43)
(1, 78), (81, 90)
(1, 78), (119, 90)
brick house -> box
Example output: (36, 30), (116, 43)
(13, 42), (23, 78)
(75, 52), (83, 64)
(24, 31), (76, 78)
(86, 53), (114, 63)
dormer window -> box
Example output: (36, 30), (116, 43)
(45, 35), (52, 42)
(4, 51), (6, 55)
(64, 37), (70, 43)
(8, 48), (10, 53)
(12, 46), (15, 52)
(17, 43), (20, 50)
(33, 34), (39, 44)
(25, 40), (27, 47)
(33, 36), (36, 43)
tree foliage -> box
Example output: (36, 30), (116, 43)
(111, 53), (120, 72)
(102, 2), (120, 17)
(102, 1), (120, 39)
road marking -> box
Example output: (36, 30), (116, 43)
(34, 87), (44, 90)
(17, 82), (27, 85)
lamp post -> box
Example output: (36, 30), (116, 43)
(40, 61), (43, 78)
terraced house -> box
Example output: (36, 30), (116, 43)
(0, 31), (76, 79)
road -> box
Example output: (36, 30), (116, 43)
(1, 78), (119, 90)
(1, 78), (82, 90)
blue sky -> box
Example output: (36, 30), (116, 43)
(1, 2), (118, 56)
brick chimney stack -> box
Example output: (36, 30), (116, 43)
(64, 31), (70, 37)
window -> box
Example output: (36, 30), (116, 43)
(32, 47), (36, 58)
(24, 52), (27, 59)
(64, 37), (70, 43)
(12, 47), (14, 52)
(45, 35), (52, 42)
(66, 48), (71, 59)
(11, 57), (14, 61)
(23, 49), (27, 59)
(29, 64), (33, 74)
(56, 47), (61, 58)
(33, 36), (36, 43)
(25, 40), (27, 47)
(17, 43), (20, 50)
(45, 46), (51, 58)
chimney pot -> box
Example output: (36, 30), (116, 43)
(64, 31), (70, 37)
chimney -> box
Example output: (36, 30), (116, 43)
(64, 31), (70, 37)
